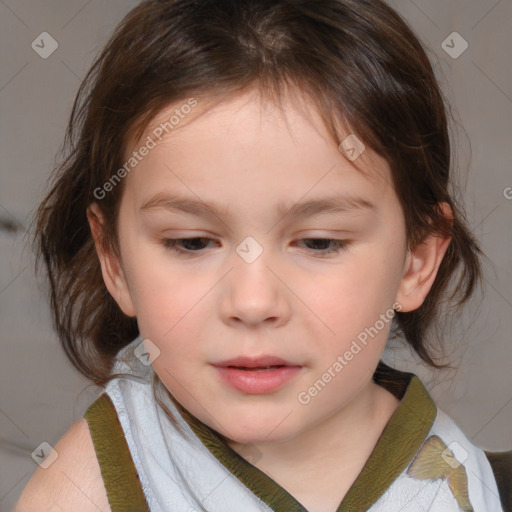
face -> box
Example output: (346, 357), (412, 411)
(96, 89), (417, 445)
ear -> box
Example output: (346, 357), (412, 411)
(87, 203), (136, 317)
(396, 203), (452, 312)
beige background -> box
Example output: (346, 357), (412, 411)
(0, 0), (510, 510)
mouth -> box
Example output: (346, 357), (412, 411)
(227, 365), (288, 371)
(212, 355), (299, 369)
(211, 356), (302, 394)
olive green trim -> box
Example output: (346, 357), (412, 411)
(485, 450), (512, 512)
(337, 373), (436, 511)
(179, 364), (436, 512)
(181, 407), (308, 511)
(83, 393), (150, 512)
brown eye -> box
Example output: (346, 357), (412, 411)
(162, 237), (215, 254)
(296, 238), (350, 256)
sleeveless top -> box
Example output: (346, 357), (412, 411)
(84, 335), (511, 512)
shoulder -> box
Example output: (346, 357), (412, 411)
(14, 418), (111, 512)
(430, 408), (511, 510)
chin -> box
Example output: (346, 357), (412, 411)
(216, 418), (300, 447)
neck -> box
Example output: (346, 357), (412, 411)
(227, 380), (400, 510)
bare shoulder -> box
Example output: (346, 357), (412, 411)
(14, 418), (111, 512)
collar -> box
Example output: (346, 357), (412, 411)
(173, 362), (437, 512)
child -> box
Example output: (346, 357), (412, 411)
(16, 0), (510, 511)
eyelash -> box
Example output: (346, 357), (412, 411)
(161, 237), (351, 257)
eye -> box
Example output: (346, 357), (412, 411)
(161, 237), (350, 257)
(161, 237), (216, 255)
(295, 238), (351, 256)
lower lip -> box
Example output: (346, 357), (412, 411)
(213, 365), (302, 394)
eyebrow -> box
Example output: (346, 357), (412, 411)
(140, 192), (375, 221)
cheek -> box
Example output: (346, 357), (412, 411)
(122, 245), (211, 348)
(304, 246), (404, 345)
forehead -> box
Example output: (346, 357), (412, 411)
(121, 90), (396, 217)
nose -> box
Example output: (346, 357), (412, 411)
(220, 243), (291, 328)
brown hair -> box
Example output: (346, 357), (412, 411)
(33, 0), (482, 388)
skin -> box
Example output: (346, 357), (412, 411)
(85, 88), (451, 511)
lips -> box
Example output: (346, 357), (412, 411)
(212, 355), (298, 369)
(211, 355), (302, 394)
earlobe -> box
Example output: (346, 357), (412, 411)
(396, 204), (452, 312)
(86, 203), (136, 317)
